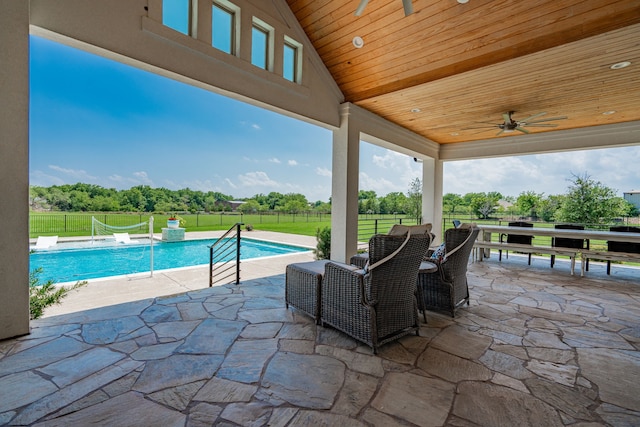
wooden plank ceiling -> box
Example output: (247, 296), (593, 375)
(286, 0), (640, 144)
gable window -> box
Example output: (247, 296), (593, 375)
(163, 0), (191, 35)
(212, 1), (237, 54)
(283, 37), (302, 83)
(251, 25), (269, 70)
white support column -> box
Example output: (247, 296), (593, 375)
(331, 109), (360, 263)
(434, 159), (444, 242)
(0, 0), (30, 339)
(422, 157), (443, 244)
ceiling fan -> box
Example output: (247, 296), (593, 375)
(463, 111), (568, 136)
(355, 0), (414, 17)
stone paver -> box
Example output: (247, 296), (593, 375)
(1, 247), (639, 426)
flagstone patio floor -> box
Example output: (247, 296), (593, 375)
(2, 231), (640, 426)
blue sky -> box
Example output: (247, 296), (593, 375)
(29, 36), (640, 201)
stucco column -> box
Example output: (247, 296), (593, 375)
(423, 157), (443, 244)
(0, 0), (30, 339)
(331, 107), (360, 263)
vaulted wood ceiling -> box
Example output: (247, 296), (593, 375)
(286, 0), (640, 144)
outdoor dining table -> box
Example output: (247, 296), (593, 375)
(476, 225), (640, 275)
(477, 225), (640, 243)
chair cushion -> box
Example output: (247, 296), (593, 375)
(388, 223), (432, 236)
(430, 243), (446, 261)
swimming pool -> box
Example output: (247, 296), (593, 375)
(30, 238), (310, 284)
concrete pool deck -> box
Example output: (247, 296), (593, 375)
(41, 230), (317, 317)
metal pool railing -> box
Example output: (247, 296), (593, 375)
(209, 223), (243, 286)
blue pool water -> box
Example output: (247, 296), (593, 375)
(30, 238), (309, 284)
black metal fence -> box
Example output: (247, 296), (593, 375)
(29, 211), (332, 235)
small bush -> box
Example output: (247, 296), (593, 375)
(29, 268), (87, 320)
(314, 226), (331, 260)
(245, 224), (254, 231)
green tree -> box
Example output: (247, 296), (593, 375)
(516, 191), (543, 219)
(279, 193), (309, 213)
(238, 199), (261, 213)
(313, 201), (332, 213)
(406, 178), (422, 223)
(443, 193), (464, 215)
(555, 173), (627, 224)
(469, 192), (499, 219)
(379, 192), (407, 214)
(537, 195), (565, 222)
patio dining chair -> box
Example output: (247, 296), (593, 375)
(607, 226), (640, 274)
(499, 221), (534, 265)
(321, 232), (430, 353)
(551, 224), (589, 270)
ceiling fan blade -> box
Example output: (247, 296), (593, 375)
(526, 116), (568, 123)
(471, 129), (494, 135)
(496, 129), (504, 136)
(461, 125), (498, 130)
(523, 124), (557, 127)
(516, 127), (530, 134)
(354, 0), (369, 16)
(502, 113), (512, 123)
(520, 112), (547, 122)
(402, 0), (414, 16)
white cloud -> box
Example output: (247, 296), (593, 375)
(224, 178), (237, 189)
(362, 148), (421, 193)
(316, 167), (332, 177)
(106, 171), (154, 189)
(443, 147), (640, 197)
(239, 121), (261, 130)
(268, 158), (281, 164)
(359, 172), (402, 195)
(48, 165), (97, 181)
(175, 179), (222, 192)
(29, 170), (65, 187)
(288, 160), (298, 166)
(132, 171), (153, 186)
(237, 171), (279, 187)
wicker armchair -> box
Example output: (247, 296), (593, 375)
(321, 233), (430, 354)
(350, 223), (434, 268)
(417, 224), (479, 318)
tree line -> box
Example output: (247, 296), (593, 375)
(29, 174), (636, 225)
(443, 174), (637, 225)
(28, 178), (423, 216)
(29, 183), (329, 214)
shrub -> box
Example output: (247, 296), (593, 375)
(29, 268), (87, 320)
(245, 224), (254, 231)
(314, 226), (331, 260)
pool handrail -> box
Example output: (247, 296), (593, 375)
(209, 222), (244, 286)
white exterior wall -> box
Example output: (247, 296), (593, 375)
(0, 0), (31, 339)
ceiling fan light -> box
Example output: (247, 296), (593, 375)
(352, 36), (364, 49)
(602, 110), (616, 115)
(457, 0), (469, 3)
